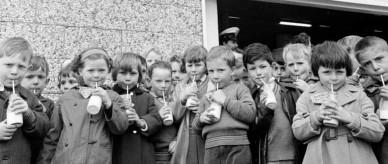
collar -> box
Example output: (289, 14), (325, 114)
(186, 75), (207, 85)
(112, 84), (144, 95)
(309, 83), (359, 106)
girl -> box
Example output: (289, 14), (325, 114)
(148, 61), (178, 164)
(171, 45), (208, 164)
(37, 48), (129, 164)
(292, 41), (384, 164)
(111, 52), (162, 164)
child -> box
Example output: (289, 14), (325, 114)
(0, 37), (49, 164)
(292, 41), (384, 164)
(272, 48), (288, 81)
(20, 55), (55, 163)
(145, 48), (163, 67)
(171, 45), (208, 164)
(57, 65), (79, 93)
(192, 46), (256, 164)
(111, 52), (162, 164)
(282, 43), (318, 92)
(38, 48), (129, 164)
(354, 36), (388, 164)
(170, 55), (186, 86)
(337, 35), (364, 86)
(148, 61), (178, 164)
(243, 43), (303, 164)
(139, 54), (152, 91)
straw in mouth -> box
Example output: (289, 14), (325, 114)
(12, 80), (15, 94)
(192, 75), (196, 87)
(296, 75), (299, 81)
(162, 91), (166, 105)
(95, 82), (98, 88)
(381, 75), (385, 87)
(216, 83), (219, 91)
(330, 83), (334, 93)
(353, 67), (360, 76)
(126, 85), (129, 99)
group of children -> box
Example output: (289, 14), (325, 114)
(0, 35), (388, 164)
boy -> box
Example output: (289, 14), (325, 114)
(272, 48), (288, 82)
(145, 48), (163, 67)
(282, 43), (318, 92)
(193, 46), (256, 164)
(171, 45), (208, 164)
(0, 37), (49, 164)
(57, 65), (79, 93)
(243, 43), (303, 164)
(170, 55), (186, 87)
(21, 55), (55, 163)
(354, 36), (388, 164)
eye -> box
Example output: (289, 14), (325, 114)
(287, 63), (294, 67)
(375, 56), (384, 62)
(259, 65), (267, 69)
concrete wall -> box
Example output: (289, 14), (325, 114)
(0, 0), (203, 100)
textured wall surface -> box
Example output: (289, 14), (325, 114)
(0, 0), (203, 100)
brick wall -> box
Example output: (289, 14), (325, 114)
(0, 0), (203, 100)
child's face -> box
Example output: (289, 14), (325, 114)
(146, 51), (162, 67)
(185, 61), (206, 80)
(207, 58), (233, 89)
(171, 61), (184, 85)
(272, 62), (287, 79)
(0, 54), (29, 87)
(318, 66), (347, 91)
(358, 49), (388, 82)
(79, 58), (109, 87)
(150, 68), (172, 97)
(59, 76), (79, 92)
(285, 54), (311, 80)
(21, 69), (48, 96)
(246, 59), (273, 86)
(116, 68), (139, 90)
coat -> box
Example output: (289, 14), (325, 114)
(112, 85), (163, 164)
(249, 81), (304, 164)
(0, 85), (49, 164)
(292, 83), (384, 164)
(37, 88), (129, 164)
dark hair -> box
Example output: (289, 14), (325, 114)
(291, 32), (311, 47)
(207, 46), (235, 68)
(220, 33), (237, 45)
(311, 41), (353, 77)
(28, 55), (50, 76)
(243, 43), (272, 68)
(71, 47), (112, 74)
(148, 61), (172, 78)
(112, 52), (143, 82)
(57, 64), (80, 88)
(354, 36), (388, 62)
(272, 48), (284, 65)
(169, 55), (185, 73)
(182, 45), (207, 72)
(0, 37), (33, 62)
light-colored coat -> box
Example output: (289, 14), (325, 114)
(292, 83), (384, 164)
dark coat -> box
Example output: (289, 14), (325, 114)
(249, 81), (304, 164)
(0, 85), (49, 164)
(112, 85), (163, 164)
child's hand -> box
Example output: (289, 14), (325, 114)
(126, 108), (140, 122)
(380, 86), (388, 99)
(186, 96), (200, 113)
(159, 105), (172, 119)
(180, 85), (198, 102)
(322, 99), (352, 124)
(168, 140), (177, 154)
(199, 110), (217, 124)
(92, 87), (112, 109)
(314, 104), (333, 123)
(9, 95), (29, 115)
(294, 79), (309, 92)
(260, 84), (277, 110)
(0, 120), (18, 141)
(208, 90), (226, 105)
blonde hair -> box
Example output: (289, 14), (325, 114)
(282, 43), (311, 64)
(0, 37), (33, 61)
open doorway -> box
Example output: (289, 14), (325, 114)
(218, 0), (388, 49)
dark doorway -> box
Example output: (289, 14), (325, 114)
(218, 0), (388, 49)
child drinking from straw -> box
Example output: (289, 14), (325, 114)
(292, 41), (384, 164)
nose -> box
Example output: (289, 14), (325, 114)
(293, 64), (299, 72)
(32, 77), (39, 85)
(10, 65), (18, 76)
(371, 61), (381, 72)
(256, 69), (262, 77)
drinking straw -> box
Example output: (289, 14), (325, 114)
(33, 89), (36, 95)
(382, 75), (385, 86)
(296, 75), (299, 81)
(12, 80), (15, 94)
(192, 75), (196, 87)
(126, 85), (129, 99)
(353, 67), (360, 76)
(216, 83), (219, 91)
(162, 91), (166, 105)
(330, 83), (334, 93)
(95, 82), (98, 88)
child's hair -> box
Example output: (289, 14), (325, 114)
(112, 52), (143, 82)
(243, 43), (272, 68)
(182, 45), (208, 72)
(282, 43), (311, 64)
(0, 37), (33, 61)
(138, 54), (147, 68)
(207, 46), (235, 68)
(57, 64), (80, 89)
(354, 36), (388, 62)
(71, 47), (112, 74)
(144, 48), (162, 59)
(337, 35), (363, 54)
(272, 48), (284, 65)
(148, 61), (172, 78)
(311, 41), (353, 77)
(28, 55), (50, 76)
(169, 55), (186, 73)
(291, 32), (311, 47)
